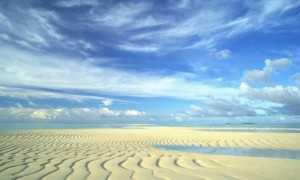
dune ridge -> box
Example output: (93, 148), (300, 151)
(1, 127), (300, 179)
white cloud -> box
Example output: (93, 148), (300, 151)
(215, 49), (231, 60)
(291, 73), (300, 86)
(128, 1), (300, 52)
(91, 2), (150, 28)
(118, 43), (159, 52)
(216, 78), (223, 82)
(199, 66), (208, 73)
(175, 0), (191, 9)
(0, 85), (109, 102)
(240, 82), (300, 115)
(0, 4), (93, 54)
(0, 46), (237, 100)
(0, 12), (12, 29)
(124, 110), (146, 116)
(15, 103), (23, 109)
(23, 10), (61, 43)
(9, 108), (31, 117)
(240, 82), (300, 105)
(99, 107), (120, 116)
(78, 40), (96, 51)
(31, 110), (48, 120)
(55, 0), (100, 7)
(188, 97), (257, 117)
(102, 99), (113, 107)
(224, 0), (300, 37)
(239, 57), (300, 115)
(1, 106), (299, 124)
(131, 16), (167, 29)
(0, 107), (147, 122)
(28, 101), (38, 107)
(2, 1), (299, 56)
(0, 33), (10, 41)
(242, 58), (292, 84)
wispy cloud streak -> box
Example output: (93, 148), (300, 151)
(0, 46), (237, 100)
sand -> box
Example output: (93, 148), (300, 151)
(1, 126), (300, 180)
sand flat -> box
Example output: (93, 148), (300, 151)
(1, 127), (300, 180)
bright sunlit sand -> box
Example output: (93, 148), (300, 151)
(1, 126), (300, 180)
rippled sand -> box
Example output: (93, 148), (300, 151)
(1, 127), (300, 180)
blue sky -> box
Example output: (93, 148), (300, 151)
(0, 0), (300, 124)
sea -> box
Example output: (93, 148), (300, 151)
(1, 122), (300, 132)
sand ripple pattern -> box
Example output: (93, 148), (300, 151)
(1, 127), (300, 180)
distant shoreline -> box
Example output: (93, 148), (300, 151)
(1, 122), (300, 131)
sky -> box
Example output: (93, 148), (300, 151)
(0, 0), (300, 124)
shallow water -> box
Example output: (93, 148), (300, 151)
(197, 128), (300, 133)
(155, 145), (300, 160)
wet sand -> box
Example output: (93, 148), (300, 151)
(1, 126), (300, 180)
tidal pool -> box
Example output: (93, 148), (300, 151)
(155, 145), (300, 160)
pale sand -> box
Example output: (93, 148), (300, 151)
(1, 126), (300, 180)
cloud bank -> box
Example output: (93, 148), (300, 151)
(0, 107), (146, 123)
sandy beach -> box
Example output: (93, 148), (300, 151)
(1, 126), (300, 180)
